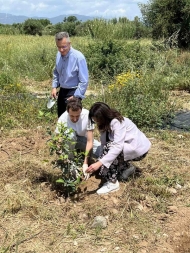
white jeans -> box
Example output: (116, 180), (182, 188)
(75, 135), (101, 158)
(67, 132), (101, 159)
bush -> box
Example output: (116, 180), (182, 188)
(84, 39), (158, 82)
(23, 19), (44, 36)
(100, 71), (176, 128)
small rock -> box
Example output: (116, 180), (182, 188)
(175, 183), (182, 189)
(114, 247), (120, 251)
(91, 216), (107, 229)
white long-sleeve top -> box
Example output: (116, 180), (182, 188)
(99, 118), (151, 168)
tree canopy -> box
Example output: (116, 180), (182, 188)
(139, 0), (190, 48)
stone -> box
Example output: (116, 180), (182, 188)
(91, 216), (107, 229)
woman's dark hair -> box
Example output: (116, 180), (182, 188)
(89, 102), (124, 132)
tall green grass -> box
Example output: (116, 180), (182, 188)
(0, 35), (190, 131)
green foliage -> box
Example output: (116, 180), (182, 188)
(0, 15), (150, 38)
(61, 22), (77, 36)
(0, 24), (21, 35)
(63, 16), (78, 23)
(52, 16), (81, 36)
(0, 35), (56, 82)
(85, 40), (126, 80)
(38, 105), (57, 123)
(0, 93), (58, 130)
(0, 72), (17, 90)
(78, 18), (137, 40)
(48, 123), (83, 195)
(101, 71), (176, 128)
(0, 73), (57, 130)
(22, 18), (44, 36)
(132, 16), (151, 39)
(38, 19), (52, 27)
(0, 35), (189, 131)
(140, 0), (190, 48)
(84, 39), (153, 81)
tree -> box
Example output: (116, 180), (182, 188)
(39, 19), (52, 27)
(132, 16), (151, 39)
(139, 0), (190, 48)
(110, 18), (117, 24)
(63, 16), (78, 23)
(22, 19), (44, 36)
(118, 17), (130, 23)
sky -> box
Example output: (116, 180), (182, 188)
(0, 0), (148, 20)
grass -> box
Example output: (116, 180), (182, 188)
(0, 35), (190, 252)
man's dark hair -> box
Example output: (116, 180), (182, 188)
(66, 97), (82, 112)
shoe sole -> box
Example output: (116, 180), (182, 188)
(97, 187), (120, 195)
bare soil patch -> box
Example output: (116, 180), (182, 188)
(0, 92), (190, 253)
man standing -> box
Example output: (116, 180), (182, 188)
(55, 98), (100, 178)
(51, 32), (89, 117)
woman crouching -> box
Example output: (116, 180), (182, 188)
(85, 102), (151, 195)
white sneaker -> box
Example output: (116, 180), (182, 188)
(97, 181), (120, 195)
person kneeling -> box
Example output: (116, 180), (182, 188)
(85, 102), (151, 195)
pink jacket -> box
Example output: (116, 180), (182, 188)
(99, 118), (151, 168)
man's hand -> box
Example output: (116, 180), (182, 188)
(51, 88), (57, 98)
(82, 164), (90, 180)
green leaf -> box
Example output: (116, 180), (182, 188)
(56, 178), (65, 183)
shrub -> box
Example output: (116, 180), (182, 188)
(84, 39), (159, 82)
(48, 123), (83, 196)
(101, 71), (176, 128)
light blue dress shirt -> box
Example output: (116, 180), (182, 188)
(52, 47), (89, 98)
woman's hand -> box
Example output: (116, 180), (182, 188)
(86, 161), (102, 173)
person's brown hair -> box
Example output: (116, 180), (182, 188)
(66, 97), (82, 112)
(89, 102), (124, 132)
